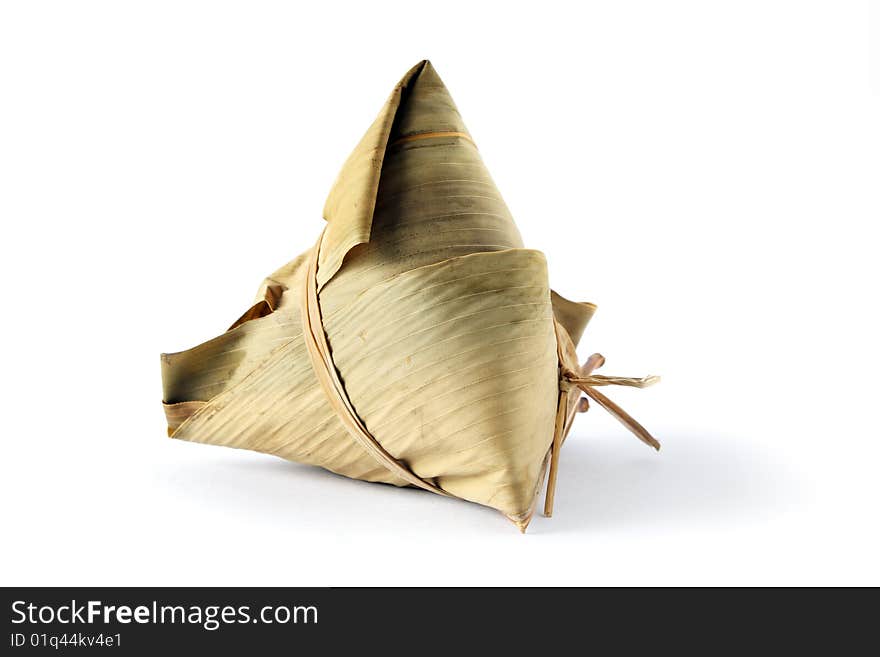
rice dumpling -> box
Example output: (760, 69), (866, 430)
(160, 60), (659, 531)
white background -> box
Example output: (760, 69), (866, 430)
(1, 1), (878, 586)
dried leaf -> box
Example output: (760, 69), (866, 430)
(160, 60), (654, 530)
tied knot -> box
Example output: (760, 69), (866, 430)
(559, 352), (661, 451)
(544, 351), (660, 519)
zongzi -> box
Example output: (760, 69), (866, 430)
(160, 60), (659, 531)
